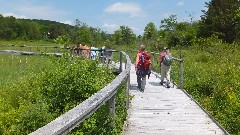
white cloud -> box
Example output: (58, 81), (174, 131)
(104, 2), (145, 17)
(101, 23), (143, 35)
(15, 3), (69, 20)
(177, 1), (184, 6)
(102, 23), (119, 29)
(2, 12), (27, 19)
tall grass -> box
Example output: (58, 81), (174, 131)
(0, 54), (54, 88)
(0, 53), (127, 134)
(170, 38), (240, 135)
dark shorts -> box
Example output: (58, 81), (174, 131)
(136, 67), (151, 77)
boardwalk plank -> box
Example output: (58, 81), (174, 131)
(123, 64), (225, 135)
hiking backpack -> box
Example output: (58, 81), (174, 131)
(137, 52), (151, 69)
(162, 54), (172, 66)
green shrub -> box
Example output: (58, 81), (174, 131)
(69, 82), (127, 135)
(0, 53), (125, 134)
(170, 38), (240, 134)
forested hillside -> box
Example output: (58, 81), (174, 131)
(0, 15), (137, 48)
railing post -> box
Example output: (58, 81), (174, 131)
(109, 95), (115, 127)
(151, 52), (155, 71)
(119, 51), (122, 72)
(111, 50), (114, 63)
(130, 50), (132, 61)
(180, 60), (184, 89)
(125, 57), (127, 69)
(126, 74), (130, 109)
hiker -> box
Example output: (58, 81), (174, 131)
(81, 45), (90, 59)
(90, 46), (98, 60)
(100, 46), (106, 63)
(73, 43), (82, 56)
(159, 47), (172, 88)
(135, 45), (151, 92)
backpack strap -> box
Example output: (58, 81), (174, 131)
(135, 51), (144, 69)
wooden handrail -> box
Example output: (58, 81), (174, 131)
(0, 45), (184, 133)
(29, 51), (131, 135)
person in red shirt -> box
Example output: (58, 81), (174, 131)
(135, 45), (150, 92)
(159, 47), (172, 88)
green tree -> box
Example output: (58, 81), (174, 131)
(16, 20), (29, 40)
(199, 0), (240, 43)
(28, 22), (41, 40)
(77, 26), (93, 45)
(113, 26), (136, 45)
(39, 25), (49, 40)
(158, 15), (199, 47)
(159, 15), (180, 47)
(143, 22), (157, 41)
(120, 25), (136, 45)
(54, 35), (71, 47)
(160, 15), (178, 31)
(113, 30), (123, 45)
(0, 15), (18, 39)
(48, 24), (65, 39)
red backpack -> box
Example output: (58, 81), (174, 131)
(137, 52), (151, 69)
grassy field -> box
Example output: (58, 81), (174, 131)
(0, 52), (127, 134)
(0, 54), (54, 88)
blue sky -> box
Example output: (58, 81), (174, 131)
(0, 0), (210, 35)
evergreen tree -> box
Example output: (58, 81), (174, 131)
(200, 0), (240, 43)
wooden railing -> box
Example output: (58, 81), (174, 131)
(0, 44), (131, 134)
(0, 44), (64, 57)
(29, 51), (131, 135)
(0, 44), (63, 52)
(1, 44), (184, 134)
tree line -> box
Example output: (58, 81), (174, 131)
(142, 0), (239, 51)
(0, 0), (239, 49)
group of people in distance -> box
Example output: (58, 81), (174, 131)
(72, 43), (91, 58)
(72, 43), (110, 63)
(72, 43), (101, 59)
(135, 45), (172, 92)
(73, 43), (172, 92)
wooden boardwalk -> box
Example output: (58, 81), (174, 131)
(123, 64), (226, 135)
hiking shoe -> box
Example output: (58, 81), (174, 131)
(140, 88), (144, 92)
(166, 85), (170, 88)
(159, 82), (163, 85)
